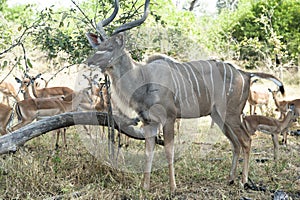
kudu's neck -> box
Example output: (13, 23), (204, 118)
(110, 51), (136, 80)
(106, 50), (144, 116)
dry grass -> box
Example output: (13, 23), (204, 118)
(1, 116), (300, 200)
(1, 70), (299, 199)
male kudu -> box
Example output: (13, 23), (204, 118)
(85, 0), (285, 192)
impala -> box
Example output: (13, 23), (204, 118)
(0, 81), (20, 105)
(269, 88), (300, 118)
(11, 88), (90, 131)
(0, 103), (13, 135)
(85, 0), (285, 191)
(243, 104), (297, 160)
(268, 88), (300, 145)
(248, 79), (270, 115)
(29, 74), (74, 98)
(28, 74), (73, 147)
(82, 74), (102, 99)
(15, 76), (90, 148)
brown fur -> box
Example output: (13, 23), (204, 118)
(0, 103), (13, 135)
(243, 108), (297, 160)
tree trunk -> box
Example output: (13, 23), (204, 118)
(0, 111), (157, 155)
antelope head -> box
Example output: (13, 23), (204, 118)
(86, 33), (126, 71)
(86, 0), (150, 72)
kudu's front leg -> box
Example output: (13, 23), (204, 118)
(142, 123), (158, 190)
(163, 119), (176, 192)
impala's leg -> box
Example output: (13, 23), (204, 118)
(271, 133), (279, 160)
(249, 104), (253, 115)
(259, 105), (264, 115)
(63, 128), (67, 148)
(163, 119), (176, 192)
(253, 105), (257, 115)
(282, 131), (288, 146)
(55, 129), (60, 149)
(143, 123), (158, 190)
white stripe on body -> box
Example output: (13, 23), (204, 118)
(228, 66), (233, 95)
(182, 63), (197, 105)
(205, 61), (215, 98)
(237, 69), (245, 100)
(168, 63), (179, 102)
(222, 63), (227, 97)
(174, 63), (190, 108)
(200, 62), (210, 102)
(185, 63), (201, 98)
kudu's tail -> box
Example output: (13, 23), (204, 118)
(250, 72), (285, 96)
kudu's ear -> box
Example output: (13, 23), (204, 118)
(86, 33), (101, 49)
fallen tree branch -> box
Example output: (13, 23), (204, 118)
(0, 111), (153, 155)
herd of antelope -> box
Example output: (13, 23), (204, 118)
(0, 73), (109, 148)
(0, 0), (299, 193)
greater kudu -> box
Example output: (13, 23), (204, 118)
(85, 0), (285, 192)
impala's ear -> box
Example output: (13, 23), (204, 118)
(86, 33), (101, 49)
(15, 77), (21, 83)
(114, 33), (125, 49)
(36, 73), (42, 79)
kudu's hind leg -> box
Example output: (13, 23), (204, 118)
(142, 123), (159, 190)
(223, 124), (242, 184)
(211, 113), (243, 184)
(226, 117), (252, 185)
(163, 119), (176, 192)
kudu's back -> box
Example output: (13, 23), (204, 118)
(142, 56), (250, 122)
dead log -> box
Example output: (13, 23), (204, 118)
(0, 111), (148, 155)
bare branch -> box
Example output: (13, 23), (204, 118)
(70, 0), (96, 30)
(42, 64), (76, 87)
(0, 111), (161, 155)
(0, 20), (40, 56)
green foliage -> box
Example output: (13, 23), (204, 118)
(214, 0), (300, 68)
(31, 7), (91, 64)
(1, 0), (299, 72)
(126, 0), (211, 61)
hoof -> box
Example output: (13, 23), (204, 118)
(244, 182), (251, 190)
(228, 180), (234, 185)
